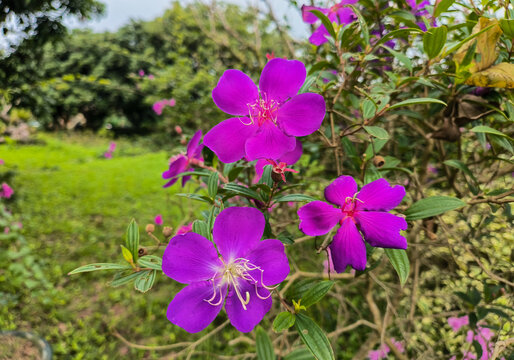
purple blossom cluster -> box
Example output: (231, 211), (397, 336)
(153, 98), (176, 115)
(160, 58), (409, 334)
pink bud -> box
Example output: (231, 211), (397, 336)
(175, 125), (183, 135)
(154, 214), (163, 226)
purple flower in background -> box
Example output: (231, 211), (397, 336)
(406, 0), (434, 31)
(0, 159), (4, 165)
(162, 130), (204, 188)
(155, 215), (163, 226)
(138, 69), (145, 77)
(176, 223), (193, 235)
(254, 139), (303, 182)
(298, 176), (407, 272)
(162, 207), (290, 333)
(448, 315), (469, 332)
(204, 58), (325, 163)
(0, 183), (14, 199)
(302, 0), (358, 46)
(368, 338), (404, 360)
(148, 75), (155, 80)
(153, 98), (176, 115)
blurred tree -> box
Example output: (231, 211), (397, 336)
(2, 1), (293, 132)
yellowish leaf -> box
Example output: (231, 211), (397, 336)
(465, 63), (514, 88)
(454, 17), (503, 73)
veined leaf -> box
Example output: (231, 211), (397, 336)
(295, 314), (335, 360)
(256, 326), (276, 360)
(126, 219), (139, 263)
(471, 125), (511, 139)
(138, 255), (162, 271)
(68, 263), (131, 275)
(207, 172), (219, 198)
(273, 312), (296, 332)
(404, 196), (466, 220)
(388, 98), (446, 110)
(385, 249), (410, 286)
(309, 10), (336, 40)
(274, 194), (317, 203)
(423, 26), (448, 59)
(301, 281), (335, 308)
(134, 270), (157, 293)
(363, 126), (389, 140)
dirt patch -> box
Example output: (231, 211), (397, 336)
(0, 335), (41, 360)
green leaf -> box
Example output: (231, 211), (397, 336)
(423, 26), (448, 59)
(134, 270), (157, 293)
(372, 28), (423, 49)
(362, 100), (376, 120)
(284, 347), (316, 360)
(68, 263), (131, 275)
(110, 271), (144, 287)
(176, 193), (214, 204)
(256, 326), (276, 360)
(259, 165), (273, 187)
(223, 183), (260, 200)
(345, 5), (369, 44)
(385, 249), (410, 286)
(295, 314), (335, 360)
(207, 172), (219, 198)
(120, 245), (134, 265)
(443, 23), (496, 56)
(137, 255), (162, 271)
(500, 19), (514, 38)
(434, 0), (455, 17)
(404, 196), (466, 220)
(363, 126), (389, 140)
(192, 220), (210, 238)
(273, 312), (296, 332)
(309, 10), (336, 40)
(301, 281), (335, 308)
(380, 45), (412, 72)
(274, 194), (318, 203)
(126, 219), (139, 263)
(470, 125), (511, 139)
(228, 166), (244, 182)
(388, 98), (447, 110)
(444, 159), (479, 184)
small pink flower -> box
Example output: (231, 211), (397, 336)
(390, 338), (405, 353)
(153, 101), (165, 115)
(138, 70), (145, 76)
(148, 75), (155, 80)
(176, 223), (193, 235)
(167, 98), (176, 107)
(15, 222), (22, 229)
(1, 183), (14, 199)
(108, 142), (116, 152)
(448, 315), (469, 332)
(175, 125), (183, 135)
(4, 227), (10, 234)
(155, 215), (163, 226)
(0, 159), (4, 165)
(368, 343), (390, 360)
(104, 152), (113, 159)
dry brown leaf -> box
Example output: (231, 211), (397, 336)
(465, 62), (514, 88)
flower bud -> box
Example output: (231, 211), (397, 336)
(271, 170), (284, 183)
(372, 155), (385, 168)
(145, 224), (155, 233)
(138, 247), (148, 257)
(163, 226), (174, 237)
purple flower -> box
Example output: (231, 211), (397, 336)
(302, 1), (358, 46)
(405, 0), (434, 31)
(0, 183), (14, 199)
(298, 176), (407, 271)
(138, 69), (145, 77)
(448, 315), (469, 332)
(162, 130), (204, 188)
(162, 207), (290, 333)
(155, 215), (163, 226)
(203, 58), (326, 163)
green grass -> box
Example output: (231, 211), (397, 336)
(0, 133), (223, 359)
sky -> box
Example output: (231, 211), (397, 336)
(66, 0), (310, 39)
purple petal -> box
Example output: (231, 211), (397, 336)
(167, 281), (225, 333)
(213, 207), (264, 262)
(212, 70), (259, 116)
(298, 200), (342, 236)
(162, 155), (188, 188)
(245, 122), (296, 161)
(225, 281), (272, 333)
(302, 5), (328, 23)
(354, 211), (408, 249)
(279, 139), (303, 165)
(181, 173), (192, 187)
(324, 175), (358, 206)
(204, 117), (258, 163)
(245, 239), (290, 287)
(356, 178), (405, 211)
(254, 159), (268, 178)
(309, 25), (330, 46)
(259, 58), (306, 103)
(187, 130), (203, 159)
(329, 218), (367, 272)
(278, 93), (326, 137)
(336, 8), (357, 24)
(162, 232), (222, 284)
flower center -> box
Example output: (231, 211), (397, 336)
(245, 94), (280, 127)
(340, 196), (363, 221)
(204, 258), (275, 310)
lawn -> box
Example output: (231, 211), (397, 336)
(0, 133), (217, 359)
